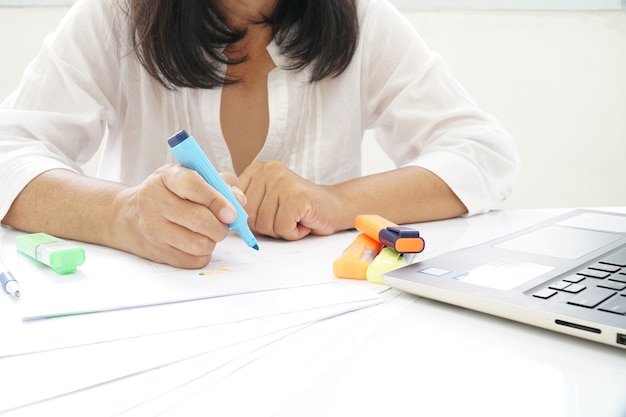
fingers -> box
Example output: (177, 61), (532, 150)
(123, 159), (338, 268)
(220, 172), (248, 206)
(256, 189), (311, 240)
(120, 165), (249, 268)
(239, 163), (284, 238)
(137, 215), (217, 269)
(161, 165), (237, 225)
(240, 161), (319, 241)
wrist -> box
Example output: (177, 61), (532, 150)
(326, 182), (361, 232)
(104, 185), (136, 250)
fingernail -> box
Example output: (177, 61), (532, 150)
(218, 207), (236, 224)
(231, 186), (247, 205)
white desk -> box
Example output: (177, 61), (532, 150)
(1, 208), (625, 417)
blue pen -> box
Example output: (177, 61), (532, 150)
(0, 259), (20, 299)
(167, 130), (259, 250)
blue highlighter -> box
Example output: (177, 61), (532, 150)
(167, 130), (259, 250)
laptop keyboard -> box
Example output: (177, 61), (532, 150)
(532, 247), (626, 315)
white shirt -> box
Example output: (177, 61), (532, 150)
(0, 0), (519, 220)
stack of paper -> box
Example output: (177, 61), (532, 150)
(0, 229), (410, 416)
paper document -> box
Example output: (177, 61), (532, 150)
(0, 296), (381, 414)
(2, 230), (351, 320)
(0, 282), (380, 357)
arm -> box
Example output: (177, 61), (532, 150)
(239, 161), (465, 240)
(239, 1), (516, 240)
(3, 167), (241, 268)
(332, 165), (467, 226)
(359, 0), (519, 216)
(1, 1), (239, 268)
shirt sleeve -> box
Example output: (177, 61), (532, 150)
(359, 0), (520, 215)
(0, 0), (125, 220)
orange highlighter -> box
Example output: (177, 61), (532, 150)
(333, 233), (383, 280)
(355, 214), (425, 254)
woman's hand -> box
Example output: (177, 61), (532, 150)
(238, 161), (344, 240)
(111, 164), (245, 268)
(238, 162), (469, 243)
(3, 164), (465, 265)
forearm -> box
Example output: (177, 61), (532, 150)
(2, 169), (127, 247)
(2, 166), (243, 268)
(330, 166), (468, 231)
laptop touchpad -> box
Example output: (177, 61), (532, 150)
(494, 225), (622, 259)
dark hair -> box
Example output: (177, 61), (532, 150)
(128, 0), (359, 89)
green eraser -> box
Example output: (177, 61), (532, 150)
(15, 232), (86, 275)
(366, 247), (407, 284)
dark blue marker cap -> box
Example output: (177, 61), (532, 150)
(167, 130), (190, 148)
(381, 227), (421, 240)
(379, 227), (425, 253)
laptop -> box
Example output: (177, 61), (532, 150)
(383, 209), (626, 350)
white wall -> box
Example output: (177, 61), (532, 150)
(0, 8), (67, 96)
(1, 7), (625, 209)
(399, 10), (626, 210)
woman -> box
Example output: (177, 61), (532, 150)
(0, 0), (519, 268)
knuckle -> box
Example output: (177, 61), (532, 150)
(180, 170), (204, 195)
(220, 171), (239, 186)
(274, 224), (292, 239)
(173, 253), (212, 270)
(187, 236), (216, 257)
(262, 160), (284, 174)
(185, 208), (230, 242)
(164, 166), (204, 197)
(255, 219), (272, 235)
(186, 205), (210, 230)
(213, 223), (230, 241)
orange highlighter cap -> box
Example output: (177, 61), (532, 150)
(354, 214), (425, 254)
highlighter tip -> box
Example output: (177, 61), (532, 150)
(252, 244), (259, 251)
